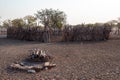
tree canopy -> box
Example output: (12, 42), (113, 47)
(24, 15), (37, 26)
(11, 18), (25, 27)
(35, 9), (66, 29)
(3, 19), (12, 28)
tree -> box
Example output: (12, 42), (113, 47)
(3, 19), (12, 28)
(24, 15), (37, 26)
(12, 18), (25, 27)
(0, 17), (1, 27)
(116, 18), (120, 34)
(35, 9), (66, 29)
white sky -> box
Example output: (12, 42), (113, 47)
(0, 0), (120, 25)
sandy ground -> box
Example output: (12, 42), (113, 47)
(0, 37), (120, 80)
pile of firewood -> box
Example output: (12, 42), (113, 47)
(10, 49), (56, 73)
(29, 49), (53, 62)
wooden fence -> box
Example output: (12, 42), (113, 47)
(7, 25), (112, 42)
(7, 27), (63, 42)
(63, 25), (111, 41)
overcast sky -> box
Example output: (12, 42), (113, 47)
(0, 0), (120, 24)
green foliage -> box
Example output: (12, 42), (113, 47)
(24, 15), (37, 26)
(12, 18), (25, 27)
(116, 18), (120, 29)
(3, 19), (12, 28)
(35, 9), (66, 29)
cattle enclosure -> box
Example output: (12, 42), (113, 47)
(6, 24), (112, 42)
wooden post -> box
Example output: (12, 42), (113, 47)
(43, 26), (51, 43)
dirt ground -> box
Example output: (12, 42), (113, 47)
(0, 37), (120, 80)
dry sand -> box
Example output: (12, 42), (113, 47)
(0, 37), (120, 80)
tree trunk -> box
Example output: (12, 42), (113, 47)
(43, 25), (51, 43)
